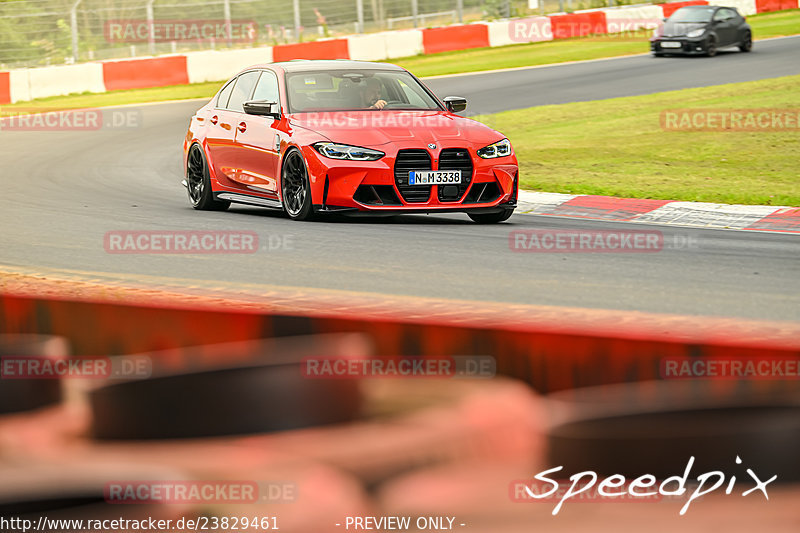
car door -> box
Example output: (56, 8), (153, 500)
(712, 8), (737, 47)
(209, 70), (260, 188)
(231, 70), (282, 197)
(204, 78), (238, 185)
(727, 9), (747, 43)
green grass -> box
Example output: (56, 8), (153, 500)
(740, 8), (800, 37)
(477, 75), (800, 206)
(3, 10), (798, 110)
(397, 41), (644, 78)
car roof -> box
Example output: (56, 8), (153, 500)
(245, 60), (405, 73)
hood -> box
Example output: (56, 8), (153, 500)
(287, 110), (503, 148)
(660, 21), (707, 37)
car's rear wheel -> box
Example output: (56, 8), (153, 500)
(706, 37), (717, 57)
(468, 209), (514, 224)
(281, 149), (315, 221)
(186, 144), (229, 211)
(739, 32), (752, 52)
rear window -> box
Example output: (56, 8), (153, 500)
(216, 80), (235, 108)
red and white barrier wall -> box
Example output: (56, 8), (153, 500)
(602, 5), (668, 33)
(756, 0), (800, 11)
(186, 47), (273, 84)
(0, 0), (797, 104)
(3, 63), (106, 103)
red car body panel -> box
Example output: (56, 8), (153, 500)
(183, 61), (519, 215)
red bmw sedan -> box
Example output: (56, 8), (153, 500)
(183, 60), (519, 223)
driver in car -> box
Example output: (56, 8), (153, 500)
(361, 78), (387, 110)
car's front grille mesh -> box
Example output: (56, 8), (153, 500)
(394, 149), (432, 203)
(437, 148), (473, 202)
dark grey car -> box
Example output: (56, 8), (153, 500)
(650, 5), (752, 57)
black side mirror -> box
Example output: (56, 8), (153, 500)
(443, 96), (467, 113)
(243, 100), (281, 119)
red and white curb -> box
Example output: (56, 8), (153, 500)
(517, 190), (800, 233)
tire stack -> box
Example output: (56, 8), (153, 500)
(2, 333), (545, 532)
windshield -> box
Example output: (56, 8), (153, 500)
(669, 7), (714, 23)
(285, 69), (441, 113)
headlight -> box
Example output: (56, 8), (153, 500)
(313, 142), (384, 161)
(477, 138), (512, 159)
(687, 28), (705, 38)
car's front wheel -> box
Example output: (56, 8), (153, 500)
(706, 37), (717, 57)
(281, 148), (315, 221)
(186, 144), (230, 211)
(468, 209), (514, 224)
(739, 32), (752, 52)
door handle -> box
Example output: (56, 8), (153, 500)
(238, 122), (247, 133)
(210, 115), (218, 125)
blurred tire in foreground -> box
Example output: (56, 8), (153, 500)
(88, 334), (369, 440)
(0, 334), (67, 414)
(546, 380), (800, 480)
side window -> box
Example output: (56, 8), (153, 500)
(713, 9), (726, 21)
(226, 71), (260, 112)
(252, 71), (281, 106)
(216, 79), (235, 109)
(723, 8), (737, 20)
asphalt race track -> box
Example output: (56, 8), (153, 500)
(425, 35), (800, 113)
(2, 39), (799, 321)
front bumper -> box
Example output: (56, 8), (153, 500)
(651, 36), (710, 55)
(316, 201), (518, 217)
(302, 144), (519, 214)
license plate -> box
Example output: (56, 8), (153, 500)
(409, 170), (461, 185)
(660, 41), (681, 48)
